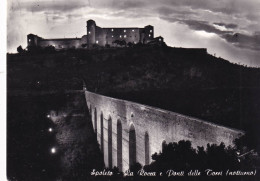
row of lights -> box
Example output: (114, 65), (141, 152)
(94, 34), (152, 44)
(89, 29), (153, 35)
(111, 29), (153, 33)
(47, 114), (57, 155)
(89, 29), (153, 44)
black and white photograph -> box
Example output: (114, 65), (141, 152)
(6, 0), (260, 181)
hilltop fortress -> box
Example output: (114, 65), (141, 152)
(27, 19), (164, 49)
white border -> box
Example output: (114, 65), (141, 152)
(0, 0), (7, 180)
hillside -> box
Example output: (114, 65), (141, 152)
(7, 46), (260, 136)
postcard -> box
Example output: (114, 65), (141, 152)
(6, 0), (260, 181)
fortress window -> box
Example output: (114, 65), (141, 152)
(111, 29), (114, 31)
(124, 35), (127, 38)
(150, 30), (153, 33)
(124, 29), (126, 32)
(96, 40), (99, 44)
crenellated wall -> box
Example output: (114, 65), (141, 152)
(38, 38), (82, 49)
(27, 34), (88, 50)
(84, 90), (244, 171)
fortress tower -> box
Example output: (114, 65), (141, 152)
(86, 20), (156, 47)
(87, 20), (96, 46)
(27, 34), (42, 47)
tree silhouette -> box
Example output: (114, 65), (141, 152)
(17, 45), (24, 54)
(142, 140), (259, 180)
(113, 40), (127, 47)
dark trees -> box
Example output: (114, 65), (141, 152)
(17, 45), (24, 54)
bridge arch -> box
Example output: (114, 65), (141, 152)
(117, 119), (122, 171)
(89, 104), (92, 124)
(108, 116), (113, 168)
(100, 112), (104, 153)
(129, 123), (136, 167)
(162, 140), (167, 152)
(94, 108), (97, 133)
(144, 132), (150, 165)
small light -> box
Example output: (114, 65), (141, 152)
(48, 128), (53, 132)
(37, 81), (40, 84)
(132, 29), (135, 32)
(111, 29), (114, 31)
(96, 40), (99, 44)
(120, 35), (122, 38)
(150, 30), (153, 33)
(149, 34), (151, 37)
(88, 31), (91, 34)
(51, 147), (56, 154)
(124, 30), (126, 32)
(112, 35), (114, 38)
(124, 35), (126, 38)
(159, 38), (161, 41)
(47, 114), (50, 118)
(29, 39), (31, 42)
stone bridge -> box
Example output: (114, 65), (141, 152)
(84, 89), (244, 172)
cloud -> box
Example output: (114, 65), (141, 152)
(164, 0), (260, 18)
(179, 20), (230, 34)
(175, 18), (260, 51)
(183, 21), (260, 51)
(7, 0), (260, 66)
(213, 23), (238, 29)
(223, 33), (260, 50)
(10, 0), (89, 13)
(156, 6), (198, 17)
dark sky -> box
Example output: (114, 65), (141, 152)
(7, 0), (260, 66)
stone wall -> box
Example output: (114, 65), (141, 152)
(27, 34), (88, 50)
(85, 90), (244, 171)
(86, 19), (155, 47)
(38, 38), (82, 49)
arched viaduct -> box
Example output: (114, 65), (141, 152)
(85, 90), (244, 172)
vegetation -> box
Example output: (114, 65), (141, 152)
(81, 43), (88, 48)
(8, 45), (260, 180)
(7, 93), (104, 181)
(16, 45), (25, 54)
(8, 46), (260, 132)
(109, 140), (259, 181)
(145, 140), (259, 172)
(112, 40), (127, 47)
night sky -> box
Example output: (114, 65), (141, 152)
(7, 0), (260, 66)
